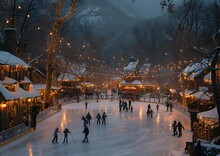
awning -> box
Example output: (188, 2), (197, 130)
(198, 107), (219, 122)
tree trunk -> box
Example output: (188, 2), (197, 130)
(43, 21), (60, 108)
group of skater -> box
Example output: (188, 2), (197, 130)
(52, 127), (71, 144)
(165, 100), (173, 112)
(146, 104), (160, 118)
(119, 99), (133, 113)
(172, 120), (185, 137)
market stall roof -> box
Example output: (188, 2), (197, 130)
(192, 91), (213, 101)
(123, 61), (138, 71)
(198, 107), (219, 121)
(180, 89), (196, 96)
(0, 50), (30, 67)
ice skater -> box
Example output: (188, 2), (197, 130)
(130, 106), (133, 113)
(102, 112), (107, 125)
(177, 121), (185, 137)
(63, 128), (71, 143)
(85, 101), (88, 109)
(172, 121), (178, 136)
(86, 112), (92, 125)
(52, 127), (60, 143)
(156, 104), (159, 111)
(82, 125), (89, 143)
(96, 113), (101, 124)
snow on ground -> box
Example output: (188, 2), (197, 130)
(0, 100), (192, 156)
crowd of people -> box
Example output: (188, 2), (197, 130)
(119, 99), (133, 113)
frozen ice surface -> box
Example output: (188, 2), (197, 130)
(0, 100), (192, 156)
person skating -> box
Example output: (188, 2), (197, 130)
(128, 100), (131, 109)
(130, 106), (133, 113)
(63, 128), (71, 143)
(169, 102), (173, 112)
(156, 104), (159, 111)
(52, 127), (60, 143)
(82, 125), (89, 143)
(85, 101), (88, 109)
(177, 121), (185, 137)
(147, 104), (151, 112)
(96, 113), (101, 124)
(86, 112), (92, 125)
(166, 101), (169, 111)
(150, 109), (153, 118)
(172, 121), (178, 136)
(102, 112), (107, 125)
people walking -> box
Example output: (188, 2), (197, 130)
(63, 128), (71, 143)
(82, 125), (89, 143)
(96, 113), (101, 124)
(102, 112), (107, 125)
(52, 127), (60, 143)
(86, 112), (92, 125)
(172, 121), (178, 136)
(177, 121), (185, 137)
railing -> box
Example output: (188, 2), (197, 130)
(0, 95), (189, 145)
(0, 103), (62, 144)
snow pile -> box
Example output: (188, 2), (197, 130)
(198, 107), (218, 120)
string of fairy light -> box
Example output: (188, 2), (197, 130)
(12, 17), (200, 83)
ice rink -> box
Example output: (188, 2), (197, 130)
(0, 100), (192, 156)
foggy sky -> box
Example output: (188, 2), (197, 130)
(109, 0), (181, 19)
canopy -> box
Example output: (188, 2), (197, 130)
(198, 107), (219, 122)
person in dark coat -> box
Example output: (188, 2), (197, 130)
(156, 104), (159, 111)
(81, 116), (87, 126)
(172, 121), (178, 136)
(166, 101), (169, 111)
(63, 128), (71, 143)
(102, 112), (107, 125)
(130, 106), (133, 113)
(85, 101), (88, 109)
(96, 113), (101, 124)
(82, 125), (89, 142)
(177, 121), (185, 137)
(52, 127), (60, 143)
(147, 104), (151, 112)
(86, 112), (92, 125)
(128, 100), (131, 109)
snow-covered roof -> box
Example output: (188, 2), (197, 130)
(198, 107), (218, 121)
(123, 61), (138, 71)
(0, 51), (30, 67)
(180, 89), (196, 96)
(132, 80), (142, 85)
(181, 58), (210, 79)
(139, 63), (150, 76)
(192, 91), (213, 101)
(2, 77), (18, 85)
(204, 72), (211, 81)
(0, 81), (40, 100)
(57, 73), (78, 81)
(34, 84), (60, 90)
(20, 76), (32, 84)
